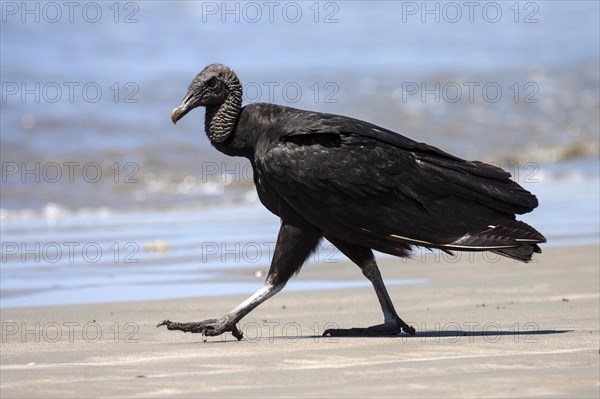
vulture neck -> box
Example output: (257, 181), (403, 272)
(204, 77), (243, 144)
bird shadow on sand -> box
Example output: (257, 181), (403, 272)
(315, 328), (572, 340)
(164, 328), (572, 345)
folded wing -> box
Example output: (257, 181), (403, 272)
(258, 113), (546, 262)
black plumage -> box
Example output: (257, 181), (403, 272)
(158, 64), (546, 339)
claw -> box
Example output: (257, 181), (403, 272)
(157, 320), (171, 328)
(403, 325), (416, 335)
(157, 317), (243, 340)
(231, 325), (243, 341)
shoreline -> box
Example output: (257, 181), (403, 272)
(1, 244), (598, 398)
(2, 156), (598, 309)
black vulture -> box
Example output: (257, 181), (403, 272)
(158, 64), (546, 340)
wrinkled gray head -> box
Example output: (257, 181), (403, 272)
(171, 64), (241, 126)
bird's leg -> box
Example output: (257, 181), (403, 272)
(158, 216), (321, 340)
(323, 239), (416, 337)
(157, 283), (281, 340)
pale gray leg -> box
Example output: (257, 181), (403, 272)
(158, 218), (321, 340)
(323, 238), (416, 336)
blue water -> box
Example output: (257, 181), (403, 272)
(1, 1), (599, 307)
(1, 1), (599, 211)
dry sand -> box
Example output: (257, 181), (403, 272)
(1, 244), (599, 398)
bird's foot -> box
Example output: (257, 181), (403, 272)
(322, 320), (416, 337)
(157, 317), (243, 340)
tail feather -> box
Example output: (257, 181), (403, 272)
(493, 243), (542, 262)
(445, 219), (546, 262)
(483, 219), (546, 243)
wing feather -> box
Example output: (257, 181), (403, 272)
(257, 112), (545, 260)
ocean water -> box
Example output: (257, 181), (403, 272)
(1, 1), (599, 307)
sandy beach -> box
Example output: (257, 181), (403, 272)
(2, 2), (599, 398)
(1, 244), (598, 398)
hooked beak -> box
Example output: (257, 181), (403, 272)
(171, 92), (195, 124)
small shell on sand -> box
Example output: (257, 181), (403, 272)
(143, 240), (172, 253)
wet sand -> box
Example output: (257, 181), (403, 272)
(1, 244), (599, 398)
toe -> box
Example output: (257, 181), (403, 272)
(156, 320), (171, 328)
(403, 325), (416, 335)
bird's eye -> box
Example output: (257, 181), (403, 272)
(207, 77), (218, 89)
